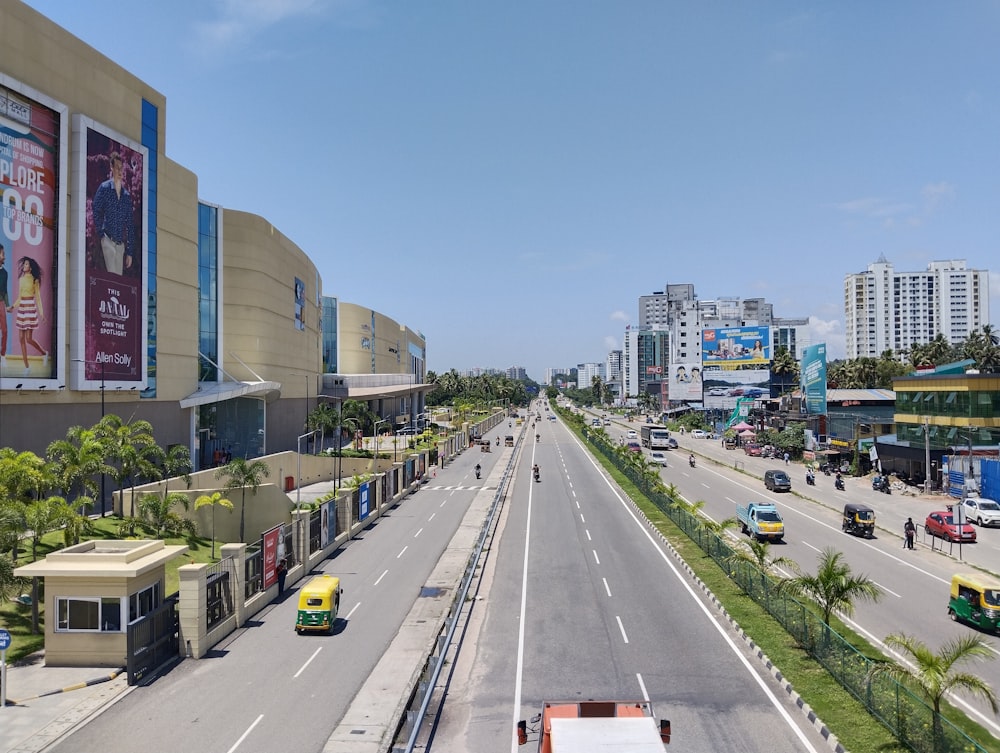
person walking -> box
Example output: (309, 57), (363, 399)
(783, 451), (789, 464)
(903, 517), (916, 550)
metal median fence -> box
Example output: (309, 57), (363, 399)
(580, 425), (985, 753)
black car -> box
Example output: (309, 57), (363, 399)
(666, 438), (679, 449)
(764, 470), (792, 492)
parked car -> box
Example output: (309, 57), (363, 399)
(396, 427), (419, 435)
(707, 387), (728, 396)
(925, 511), (977, 543)
(962, 498), (1000, 527)
(744, 444), (762, 457)
(764, 469), (792, 492)
(649, 452), (669, 466)
(690, 429), (708, 439)
(627, 429), (638, 439)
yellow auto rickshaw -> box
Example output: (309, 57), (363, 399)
(948, 573), (1000, 632)
(295, 574), (343, 634)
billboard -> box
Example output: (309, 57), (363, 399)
(702, 326), (771, 366)
(801, 343), (827, 415)
(0, 78), (67, 387)
(294, 276), (305, 331)
(702, 367), (770, 409)
(71, 117), (148, 389)
(668, 362), (703, 402)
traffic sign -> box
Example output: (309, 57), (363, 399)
(0, 628), (10, 650)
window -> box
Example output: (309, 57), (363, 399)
(56, 597), (124, 632)
(129, 583), (161, 623)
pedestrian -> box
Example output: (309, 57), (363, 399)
(783, 451), (789, 464)
(276, 557), (288, 595)
(903, 517), (916, 550)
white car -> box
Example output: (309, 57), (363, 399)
(707, 387), (728, 396)
(627, 430), (638, 439)
(649, 452), (669, 466)
(690, 429), (708, 439)
(962, 497), (1000, 527)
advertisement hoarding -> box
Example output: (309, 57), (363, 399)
(70, 116), (148, 390)
(702, 367), (770, 409)
(801, 343), (827, 415)
(262, 525), (281, 590)
(668, 362), (703, 402)
(702, 326), (771, 366)
(0, 78), (67, 387)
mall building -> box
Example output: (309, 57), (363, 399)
(0, 2), (427, 470)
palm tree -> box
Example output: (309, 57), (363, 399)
(215, 458), (271, 542)
(725, 538), (794, 597)
(777, 547), (881, 627)
(46, 426), (103, 511)
(160, 443), (193, 495)
(868, 633), (998, 746)
(96, 414), (165, 517)
(24, 495), (77, 634)
(770, 345), (800, 395)
(194, 491), (234, 559)
(138, 491), (195, 538)
(307, 402), (339, 450)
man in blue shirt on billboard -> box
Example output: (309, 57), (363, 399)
(92, 152), (136, 275)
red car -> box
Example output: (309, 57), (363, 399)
(744, 444), (762, 456)
(924, 511), (977, 543)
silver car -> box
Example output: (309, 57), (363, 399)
(963, 497), (1000, 527)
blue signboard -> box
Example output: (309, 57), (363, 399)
(801, 343), (827, 415)
(359, 482), (370, 521)
(0, 628), (11, 650)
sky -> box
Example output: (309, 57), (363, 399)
(22, 1), (1000, 381)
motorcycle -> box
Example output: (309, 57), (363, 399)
(475, 465), (481, 480)
(872, 475), (891, 494)
(533, 469), (540, 482)
(820, 463), (832, 476)
(835, 475), (845, 491)
(805, 471), (816, 486)
(688, 455), (696, 468)
(496, 437), (500, 446)
(536, 433), (540, 442)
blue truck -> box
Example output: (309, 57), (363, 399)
(736, 502), (785, 542)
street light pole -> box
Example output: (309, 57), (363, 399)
(296, 430), (319, 516)
(923, 417), (932, 495)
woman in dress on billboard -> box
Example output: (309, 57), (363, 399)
(7, 256), (47, 375)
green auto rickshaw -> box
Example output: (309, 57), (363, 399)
(948, 573), (1000, 632)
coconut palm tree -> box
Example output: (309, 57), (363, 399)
(160, 443), (192, 495)
(96, 414), (164, 517)
(868, 633), (998, 747)
(46, 425), (103, 511)
(194, 491), (234, 559)
(23, 495), (77, 634)
(725, 538), (794, 596)
(215, 458), (271, 542)
(776, 546), (881, 626)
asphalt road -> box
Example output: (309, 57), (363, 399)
(425, 405), (832, 753)
(47, 446), (503, 753)
(636, 420), (1000, 738)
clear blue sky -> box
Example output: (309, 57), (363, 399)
(24, 1), (1000, 381)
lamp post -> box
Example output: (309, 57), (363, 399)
(923, 417), (932, 495)
(296, 430), (320, 516)
(373, 418), (389, 460)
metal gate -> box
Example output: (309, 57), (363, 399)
(126, 594), (180, 685)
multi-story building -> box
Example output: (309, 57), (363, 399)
(845, 257), (990, 359)
(544, 367), (572, 386)
(0, 4), (427, 469)
(638, 283), (696, 329)
(576, 362), (606, 392)
(623, 327), (670, 403)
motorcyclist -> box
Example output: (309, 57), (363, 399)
(509, 421), (512, 428)
(536, 433), (540, 442)
(496, 437), (500, 446)
(835, 472), (844, 490)
(532, 463), (540, 481)
(688, 453), (696, 468)
(806, 468), (815, 485)
(475, 463), (481, 479)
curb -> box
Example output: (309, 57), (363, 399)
(6, 668), (126, 706)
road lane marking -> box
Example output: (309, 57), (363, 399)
(373, 569), (389, 586)
(428, 513), (436, 521)
(585, 529), (592, 541)
(636, 673), (649, 701)
(616, 616), (629, 644)
(592, 550), (600, 565)
(226, 714), (263, 753)
(397, 545), (408, 558)
(603, 578), (611, 597)
(345, 602), (360, 619)
(872, 580), (901, 598)
(414, 527), (424, 538)
(294, 647), (322, 678)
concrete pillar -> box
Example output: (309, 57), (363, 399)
(220, 543), (246, 627)
(177, 564), (207, 659)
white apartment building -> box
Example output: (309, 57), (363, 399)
(577, 362), (606, 390)
(844, 258), (990, 359)
(544, 367), (573, 386)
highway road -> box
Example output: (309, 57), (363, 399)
(48, 440), (508, 753)
(610, 415), (1000, 738)
(425, 404), (833, 753)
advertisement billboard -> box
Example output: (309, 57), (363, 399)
(702, 367), (770, 409)
(702, 326), (771, 366)
(801, 343), (827, 415)
(70, 117), (148, 390)
(668, 362), (703, 402)
(262, 524), (282, 590)
(294, 277), (305, 331)
(0, 78), (67, 387)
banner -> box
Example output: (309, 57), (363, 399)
(359, 481), (371, 521)
(262, 525), (282, 590)
(703, 367), (770, 409)
(0, 79), (67, 385)
(801, 343), (827, 415)
(668, 362), (703, 402)
(702, 326), (771, 366)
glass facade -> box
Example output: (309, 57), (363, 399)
(141, 99), (158, 397)
(894, 376), (1000, 449)
(322, 296), (338, 374)
(198, 203), (219, 382)
(195, 397), (265, 470)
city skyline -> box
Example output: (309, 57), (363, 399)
(22, 1), (1000, 380)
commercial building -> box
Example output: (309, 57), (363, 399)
(0, 3), (426, 469)
(844, 257), (990, 360)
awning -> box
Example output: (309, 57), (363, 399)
(179, 380), (282, 409)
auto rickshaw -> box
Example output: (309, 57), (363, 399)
(842, 502), (876, 538)
(948, 573), (1000, 632)
(295, 574), (343, 634)
(505, 435), (514, 447)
